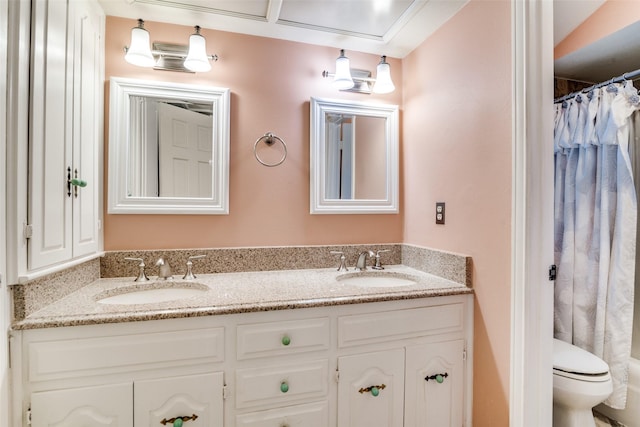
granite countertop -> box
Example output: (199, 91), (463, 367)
(13, 265), (472, 330)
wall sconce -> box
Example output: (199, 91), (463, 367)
(322, 49), (395, 94)
(124, 19), (218, 73)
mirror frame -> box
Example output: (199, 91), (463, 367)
(108, 77), (230, 214)
(310, 97), (399, 214)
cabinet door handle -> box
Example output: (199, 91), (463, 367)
(358, 383), (386, 396)
(425, 372), (449, 383)
(160, 414), (199, 426)
(281, 335), (291, 346)
(280, 381), (289, 393)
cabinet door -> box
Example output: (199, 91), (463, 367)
(404, 340), (465, 427)
(28, 0), (74, 270)
(30, 382), (133, 427)
(70, 0), (103, 258)
(134, 372), (224, 427)
(337, 349), (405, 427)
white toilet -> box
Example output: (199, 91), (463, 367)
(553, 338), (613, 427)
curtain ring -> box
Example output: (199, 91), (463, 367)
(254, 132), (287, 167)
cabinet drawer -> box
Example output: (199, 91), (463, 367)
(28, 327), (224, 382)
(236, 401), (329, 427)
(235, 359), (329, 409)
(236, 317), (330, 360)
(338, 303), (464, 347)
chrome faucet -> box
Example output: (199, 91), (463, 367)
(124, 257), (150, 282)
(155, 258), (173, 280)
(355, 251), (375, 271)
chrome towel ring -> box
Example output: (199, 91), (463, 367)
(254, 132), (287, 167)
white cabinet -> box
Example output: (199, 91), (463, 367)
(337, 349), (405, 427)
(30, 373), (224, 427)
(135, 373), (224, 426)
(31, 382), (133, 427)
(405, 340), (465, 427)
(28, 0), (103, 271)
(14, 296), (472, 427)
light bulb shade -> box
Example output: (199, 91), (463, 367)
(373, 56), (395, 94)
(333, 50), (354, 90)
(184, 28), (211, 72)
(124, 21), (155, 67)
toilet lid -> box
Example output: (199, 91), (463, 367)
(553, 338), (609, 375)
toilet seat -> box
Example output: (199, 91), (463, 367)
(553, 338), (610, 382)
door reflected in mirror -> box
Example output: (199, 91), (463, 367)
(128, 96), (214, 199)
(310, 97), (399, 214)
(324, 113), (387, 200)
(109, 78), (230, 214)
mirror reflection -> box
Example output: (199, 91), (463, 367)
(310, 97), (399, 214)
(324, 113), (387, 200)
(128, 96), (214, 198)
(108, 77), (230, 214)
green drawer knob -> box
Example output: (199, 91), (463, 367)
(173, 419), (183, 427)
(281, 335), (291, 346)
(70, 178), (87, 188)
(436, 374), (444, 384)
(370, 386), (379, 397)
(280, 381), (289, 393)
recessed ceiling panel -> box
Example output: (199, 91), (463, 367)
(133, 0), (270, 21)
(278, 0), (415, 39)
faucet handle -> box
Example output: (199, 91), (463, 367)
(372, 250), (391, 270)
(124, 257), (150, 282)
(330, 251), (349, 272)
(183, 254), (206, 280)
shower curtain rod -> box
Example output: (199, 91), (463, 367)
(554, 67), (640, 104)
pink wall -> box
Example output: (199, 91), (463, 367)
(104, 17), (403, 250)
(555, 0), (640, 60)
(402, 0), (512, 424)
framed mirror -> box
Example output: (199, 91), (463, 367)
(310, 97), (399, 214)
(108, 77), (230, 214)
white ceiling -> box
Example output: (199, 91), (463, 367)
(98, 0), (469, 58)
(553, 0), (640, 84)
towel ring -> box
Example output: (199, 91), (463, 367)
(254, 132), (287, 167)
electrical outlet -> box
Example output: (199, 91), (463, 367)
(436, 202), (445, 225)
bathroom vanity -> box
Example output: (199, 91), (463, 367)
(10, 265), (473, 427)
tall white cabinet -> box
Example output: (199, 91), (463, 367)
(28, 0), (104, 271)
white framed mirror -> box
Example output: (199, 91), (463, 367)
(310, 97), (399, 214)
(108, 77), (230, 214)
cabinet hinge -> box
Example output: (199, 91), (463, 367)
(463, 349), (467, 361)
(26, 407), (32, 425)
(549, 264), (557, 281)
(223, 384), (229, 400)
(334, 370), (340, 383)
(23, 223), (33, 239)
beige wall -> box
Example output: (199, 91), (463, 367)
(402, 0), (512, 424)
(555, 0), (640, 60)
(105, 17), (403, 250)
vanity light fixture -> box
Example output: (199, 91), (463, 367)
(322, 49), (395, 94)
(124, 19), (155, 67)
(124, 20), (218, 73)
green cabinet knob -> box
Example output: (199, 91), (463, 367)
(173, 419), (183, 427)
(70, 178), (87, 188)
(280, 381), (289, 393)
(281, 335), (291, 346)
(370, 386), (379, 397)
(435, 374), (444, 384)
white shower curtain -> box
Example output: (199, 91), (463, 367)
(554, 81), (639, 409)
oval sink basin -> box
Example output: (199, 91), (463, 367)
(336, 272), (418, 288)
(97, 282), (208, 305)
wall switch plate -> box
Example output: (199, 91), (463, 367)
(436, 202), (445, 224)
